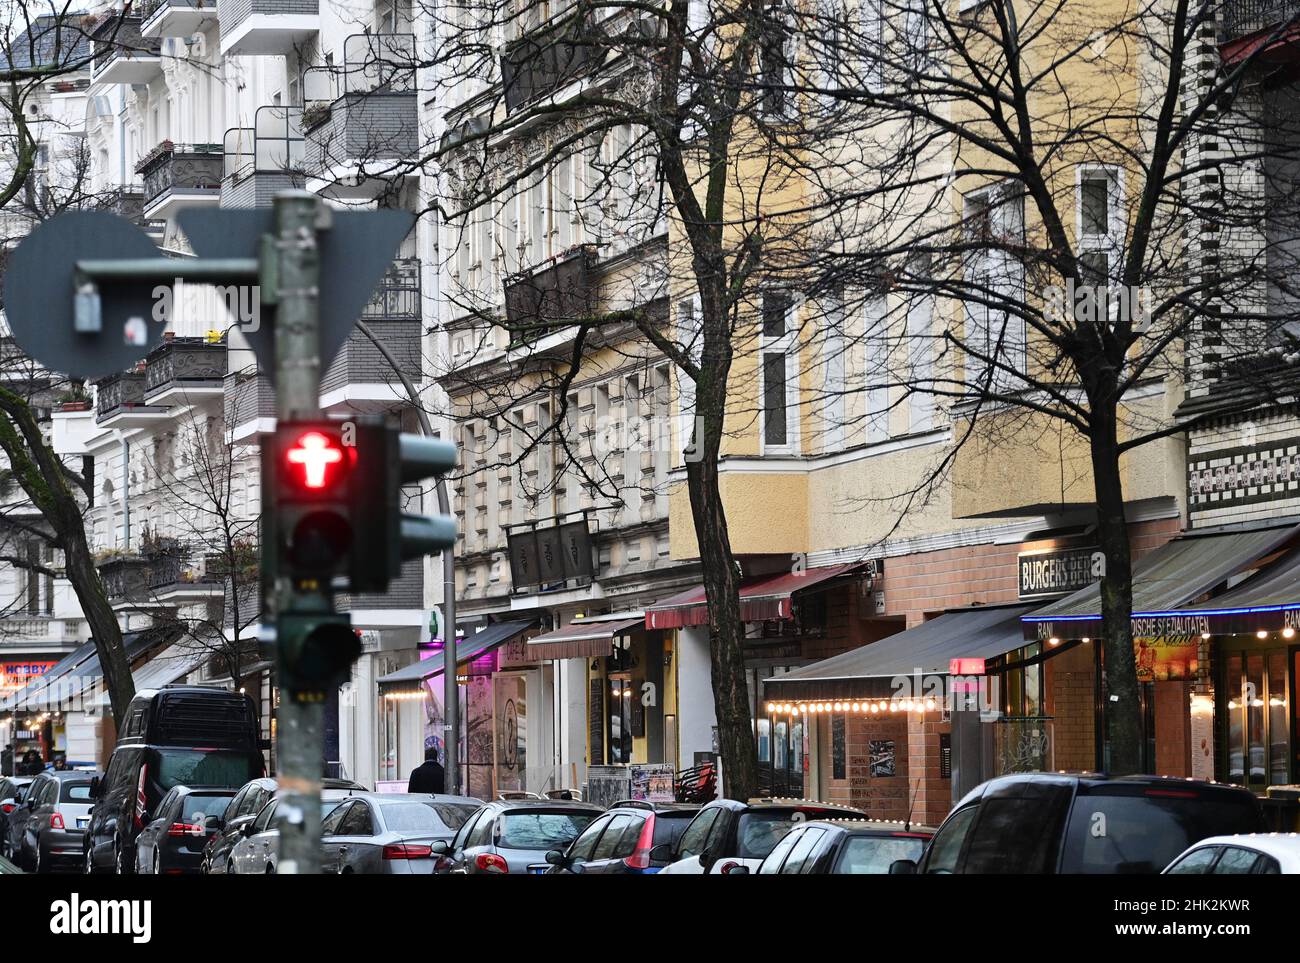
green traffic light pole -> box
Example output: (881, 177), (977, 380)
(269, 191), (329, 874)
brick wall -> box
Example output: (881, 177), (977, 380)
(320, 320), (421, 394)
(305, 93), (417, 170)
(1045, 639), (1096, 771)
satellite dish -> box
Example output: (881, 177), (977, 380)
(3, 212), (164, 379)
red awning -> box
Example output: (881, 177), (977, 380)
(645, 563), (864, 630)
(527, 616), (643, 660)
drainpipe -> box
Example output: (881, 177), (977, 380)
(119, 433), (130, 550)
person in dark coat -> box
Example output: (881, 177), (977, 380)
(407, 748), (445, 794)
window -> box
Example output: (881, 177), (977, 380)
(1212, 846), (1264, 874)
(675, 297), (702, 463)
(961, 797), (1067, 873)
(498, 811), (594, 850)
(338, 802), (374, 837)
(922, 805), (978, 873)
(251, 800), (278, 834)
(760, 292), (797, 453)
(1075, 166), (1123, 324)
(963, 185), (1026, 392)
(676, 807), (721, 859)
(321, 804), (349, 837)
(567, 815), (612, 863)
(591, 814), (638, 860)
(466, 812), (496, 848)
(1164, 846), (1220, 875)
(1222, 649), (1291, 788)
(905, 292), (934, 431)
(834, 835), (928, 874)
(859, 0), (884, 91)
(778, 827), (826, 873)
(821, 289), (847, 451)
(757, 827), (801, 873)
(864, 292), (889, 442)
(759, 2), (792, 117)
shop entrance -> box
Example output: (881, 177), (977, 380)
(1219, 645), (1294, 788)
(749, 665), (805, 798)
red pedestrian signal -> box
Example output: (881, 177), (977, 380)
(285, 430), (347, 490)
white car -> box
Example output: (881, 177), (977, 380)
(1163, 834), (1300, 874)
(227, 789), (358, 875)
(657, 799), (867, 875)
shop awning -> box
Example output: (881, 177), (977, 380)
(376, 621), (535, 689)
(1161, 545), (1300, 634)
(2, 627), (173, 713)
(645, 563), (864, 630)
(763, 604), (1038, 701)
(0, 640), (97, 712)
(1022, 523), (1300, 641)
(527, 614), (643, 661)
(121, 643), (213, 694)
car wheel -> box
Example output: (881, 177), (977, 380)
(114, 838), (132, 876)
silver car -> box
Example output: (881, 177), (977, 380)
(227, 789), (359, 874)
(432, 799), (602, 875)
(20, 771), (99, 873)
(320, 793), (480, 874)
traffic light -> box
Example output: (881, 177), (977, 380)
(265, 421), (357, 588)
(276, 609), (362, 699)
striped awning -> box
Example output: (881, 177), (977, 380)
(527, 616), (643, 660)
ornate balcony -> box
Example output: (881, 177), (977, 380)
(95, 188), (164, 244)
(140, 0), (219, 38)
(138, 142), (223, 220)
(97, 555), (152, 606)
(1220, 0), (1300, 65)
(94, 370), (170, 426)
(219, 0), (319, 57)
(503, 244), (597, 345)
(146, 549), (224, 602)
(144, 337), (227, 405)
(90, 13), (163, 85)
(302, 33), (417, 199)
(501, 18), (598, 116)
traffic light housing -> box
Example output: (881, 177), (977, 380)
(276, 610), (362, 699)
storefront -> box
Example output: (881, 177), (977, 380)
(1023, 520), (1300, 787)
(375, 621), (540, 798)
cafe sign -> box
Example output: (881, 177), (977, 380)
(1017, 546), (1103, 600)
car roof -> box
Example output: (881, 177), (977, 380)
(608, 800), (699, 813)
(47, 770), (99, 781)
(701, 797), (867, 816)
(1179, 833), (1300, 869)
(955, 772), (1260, 810)
(352, 792), (482, 806)
(490, 799), (602, 813)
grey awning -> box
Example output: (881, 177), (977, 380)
(377, 621), (535, 688)
(763, 604), (1037, 701)
(1023, 523), (1300, 639)
(4, 625), (180, 712)
(0, 640), (97, 712)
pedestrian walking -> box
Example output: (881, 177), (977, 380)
(407, 747), (445, 794)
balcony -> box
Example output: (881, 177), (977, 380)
(501, 18), (598, 116)
(224, 366), (274, 441)
(96, 555), (152, 608)
(94, 370), (170, 426)
(503, 245), (597, 346)
(303, 33), (418, 199)
(221, 107), (304, 208)
(144, 336), (227, 405)
(219, 0), (319, 56)
(146, 550), (224, 603)
(1220, 0), (1300, 65)
(95, 187), (165, 244)
(137, 141), (223, 221)
(140, 0), (219, 38)
(91, 13), (163, 85)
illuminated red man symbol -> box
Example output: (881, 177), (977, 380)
(287, 431), (344, 489)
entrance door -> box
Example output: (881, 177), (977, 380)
(606, 674), (633, 764)
(1222, 648), (1293, 788)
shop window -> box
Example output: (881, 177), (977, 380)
(1221, 648), (1292, 787)
(607, 674), (633, 764)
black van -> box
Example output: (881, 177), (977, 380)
(895, 773), (1263, 874)
(85, 686), (265, 875)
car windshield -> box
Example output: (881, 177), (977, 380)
(154, 750), (263, 791)
(60, 781), (95, 803)
(381, 802), (478, 833)
(182, 794), (233, 825)
(1060, 792), (1261, 874)
(498, 811), (595, 850)
(835, 835), (928, 874)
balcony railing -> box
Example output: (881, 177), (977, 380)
(138, 142), (224, 208)
(94, 188), (165, 236)
(363, 256), (420, 320)
(144, 337), (226, 400)
(94, 370), (148, 422)
(97, 555), (152, 604)
(147, 551), (222, 593)
(139, 0), (219, 35)
(90, 13), (162, 81)
(1222, 0), (1300, 39)
(503, 244), (597, 344)
(501, 17), (598, 115)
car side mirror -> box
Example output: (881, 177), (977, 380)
(88, 777), (100, 799)
(26, 797), (37, 810)
(648, 843), (673, 865)
(888, 859), (918, 875)
(698, 846), (716, 871)
(429, 840), (451, 856)
(543, 849), (566, 867)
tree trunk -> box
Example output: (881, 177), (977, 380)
(65, 531), (134, 726)
(1090, 408), (1142, 775)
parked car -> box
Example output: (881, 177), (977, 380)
(134, 786), (238, 875)
(18, 770), (99, 873)
(431, 799), (601, 874)
(226, 789), (360, 875)
(320, 793), (480, 874)
(658, 799), (868, 874)
(892, 773), (1264, 874)
(0, 777), (34, 861)
(1163, 834), (1300, 874)
(202, 776), (365, 874)
(543, 801), (701, 875)
(84, 686), (265, 875)
(728, 820), (934, 875)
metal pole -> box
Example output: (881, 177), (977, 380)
(271, 191), (325, 874)
(354, 321), (458, 795)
